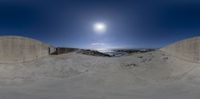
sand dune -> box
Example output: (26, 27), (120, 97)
(0, 50), (198, 99)
(0, 36), (199, 99)
(162, 36), (200, 63)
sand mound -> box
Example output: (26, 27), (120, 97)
(161, 36), (200, 63)
(0, 36), (199, 98)
(0, 50), (199, 99)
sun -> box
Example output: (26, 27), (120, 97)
(93, 22), (106, 34)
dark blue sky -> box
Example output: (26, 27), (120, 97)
(0, 0), (200, 49)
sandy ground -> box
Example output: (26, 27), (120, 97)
(0, 50), (200, 99)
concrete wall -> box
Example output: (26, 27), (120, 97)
(0, 36), (55, 63)
(161, 36), (200, 63)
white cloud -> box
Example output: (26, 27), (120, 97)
(91, 43), (105, 46)
(90, 42), (122, 50)
(90, 42), (109, 50)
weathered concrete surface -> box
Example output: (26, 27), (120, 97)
(0, 36), (55, 63)
(161, 36), (200, 63)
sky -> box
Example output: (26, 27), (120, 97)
(0, 0), (200, 49)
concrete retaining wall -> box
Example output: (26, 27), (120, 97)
(161, 36), (200, 63)
(0, 36), (55, 63)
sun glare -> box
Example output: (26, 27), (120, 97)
(93, 22), (106, 34)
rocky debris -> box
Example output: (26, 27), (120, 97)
(162, 56), (169, 61)
(137, 56), (143, 58)
(139, 57), (153, 63)
(121, 63), (138, 69)
(112, 49), (156, 54)
(52, 48), (157, 57)
(141, 58), (147, 63)
(104, 49), (156, 57)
